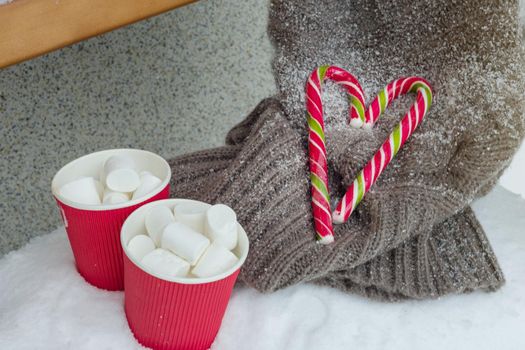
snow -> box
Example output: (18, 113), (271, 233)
(0, 185), (524, 350)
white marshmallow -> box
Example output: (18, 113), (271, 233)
(145, 206), (174, 246)
(94, 180), (104, 198)
(173, 202), (208, 233)
(141, 248), (190, 278)
(132, 171), (162, 200)
(204, 204), (238, 250)
(103, 155), (140, 193)
(99, 166), (106, 186)
(191, 242), (239, 278)
(161, 222), (210, 266)
(59, 177), (102, 205)
(102, 188), (130, 205)
(127, 234), (156, 261)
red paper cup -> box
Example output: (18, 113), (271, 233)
(121, 199), (249, 350)
(51, 149), (171, 291)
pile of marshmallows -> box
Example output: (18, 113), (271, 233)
(59, 154), (162, 205)
(128, 202), (239, 279)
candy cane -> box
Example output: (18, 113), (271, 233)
(306, 65), (433, 243)
(332, 77), (433, 223)
(306, 66), (366, 244)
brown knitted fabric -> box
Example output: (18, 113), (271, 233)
(171, 98), (505, 299)
(168, 0), (524, 299)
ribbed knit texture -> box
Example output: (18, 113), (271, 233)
(169, 0), (524, 300)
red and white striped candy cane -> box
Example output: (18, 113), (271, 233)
(306, 65), (367, 244)
(306, 65), (434, 243)
(332, 76), (433, 224)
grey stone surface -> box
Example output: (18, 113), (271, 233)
(0, 0), (275, 255)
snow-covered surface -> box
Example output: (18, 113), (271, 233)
(0, 185), (524, 349)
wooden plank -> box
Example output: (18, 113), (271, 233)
(0, 0), (195, 68)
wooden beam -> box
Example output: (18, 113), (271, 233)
(0, 0), (195, 68)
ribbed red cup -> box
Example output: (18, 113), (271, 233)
(121, 199), (249, 350)
(51, 149), (171, 291)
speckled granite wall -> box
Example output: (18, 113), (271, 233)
(0, 0), (275, 256)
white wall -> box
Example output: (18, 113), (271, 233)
(499, 141), (525, 198)
(503, 1), (525, 198)
(521, 0), (525, 24)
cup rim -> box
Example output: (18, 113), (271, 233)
(121, 198), (250, 284)
(51, 148), (171, 211)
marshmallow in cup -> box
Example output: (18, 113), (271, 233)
(102, 188), (130, 205)
(205, 204), (238, 250)
(58, 177), (103, 205)
(161, 222), (210, 266)
(145, 205), (175, 246)
(173, 202), (209, 233)
(127, 234), (156, 261)
(103, 154), (140, 193)
(141, 248), (190, 278)
(132, 171), (162, 200)
(191, 242), (239, 278)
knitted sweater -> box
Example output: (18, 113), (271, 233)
(169, 0), (524, 300)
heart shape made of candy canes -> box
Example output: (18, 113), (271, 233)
(306, 65), (433, 244)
